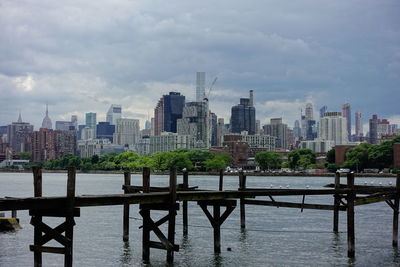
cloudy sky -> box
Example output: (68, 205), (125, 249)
(1, 0), (399, 131)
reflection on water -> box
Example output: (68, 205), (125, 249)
(119, 241), (133, 266)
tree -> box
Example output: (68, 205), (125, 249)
(368, 141), (393, 170)
(287, 149), (316, 170)
(326, 149), (335, 164)
(151, 152), (170, 171)
(166, 152), (193, 170)
(19, 152), (32, 161)
(343, 143), (371, 172)
(255, 152), (282, 170)
(188, 150), (213, 170)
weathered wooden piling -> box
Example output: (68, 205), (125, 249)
(333, 171), (341, 232)
(346, 172), (355, 258)
(30, 166), (78, 267)
(219, 169), (224, 191)
(32, 166), (43, 267)
(239, 171), (247, 229)
(141, 167), (151, 263)
(393, 174), (400, 247)
(123, 171), (131, 241)
(167, 169), (177, 263)
(182, 170), (189, 235)
(65, 166), (76, 267)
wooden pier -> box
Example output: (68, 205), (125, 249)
(0, 167), (399, 266)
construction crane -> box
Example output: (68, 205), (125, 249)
(204, 77), (218, 101)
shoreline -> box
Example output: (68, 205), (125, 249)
(0, 169), (396, 178)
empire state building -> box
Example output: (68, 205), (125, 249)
(41, 104), (53, 129)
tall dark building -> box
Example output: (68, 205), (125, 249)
(96, 122), (115, 142)
(369, 114), (379, 144)
(306, 120), (317, 140)
(230, 90), (256, 135)
(163, 92), (185, 133)
(210, 112), (218, 146)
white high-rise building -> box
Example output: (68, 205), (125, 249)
(196, 72), (206, 102)
(319, 112), (348, 145)
(113, 118), (140, 147)
(106, 104), (122, 125)
(355, 111), (363, 138)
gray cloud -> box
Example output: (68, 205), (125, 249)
(0, 0), (399, 129)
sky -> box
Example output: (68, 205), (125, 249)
(0, 0), (399, 131)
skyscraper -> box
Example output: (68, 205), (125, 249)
(113, 118), (140, 146)
(305, 103), (313, 121)
(177, 101), (210, 148)
(41, 104), (52, 129)
(85, 112), (97, 133)
(355, 111), (363, 139)
(342, 103), (351, 140)
(319, 106), (328, 118)
(196, 72), (206, 102)
(154, 98), (164, 136)
(319, 112), (348, 145)
(263, 118), (288, 149)
(369, 114), (379, 144)
(106, 104), (122, 125)
(163, 92), (185, 133)
(7, 113), (34, 153)
(230, 90), (256, 135)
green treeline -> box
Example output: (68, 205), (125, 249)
(326, 136), (400, 172)
(36, 149), (233, 172)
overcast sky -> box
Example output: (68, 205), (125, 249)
(1, 0), (399, 131)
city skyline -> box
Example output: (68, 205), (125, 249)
(1, 1), (399, 129)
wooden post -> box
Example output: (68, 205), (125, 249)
(213, 204), (221, 253)
(239, 171), (246, 229)
(32, 166), (42, 267)
(219, 169), (224, 191)
(333, 171), (340, 232)
(167, 169), (177, 263)
(11, 210), (17, 218)
(142, 167), (151, 263)
(183, 171), (189, 236)
(346, 172), (355, 258)
(123, 171), (131, 241)
(393, 174), (400, 247)
(65, 166), (76, 267)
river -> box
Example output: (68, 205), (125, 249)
(0, 172), (399, 266)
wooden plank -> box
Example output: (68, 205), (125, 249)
(355, 195), (394, 206)
(39, 222), (68, 246)
(148, 241), (179, 251)
(30, 245), (66, 254)
(197, 199), (237, 207)
(243, 199), (346, 211)
(30, 218), (69, 246)
(140, 203), (179, 211)
(2, 188), (399, 212)
(29, 208), (80, 217)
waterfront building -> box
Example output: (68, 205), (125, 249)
(81, 127), (95, 140)
(149, 132), (196, 153)
(263, 118), (288, 149)
(319, 106), (328, 119)
(41, 104), (52, 129)
(106, 104), (122, 125)
(30, 128), (76, 162)
(216, 118), (229, 147)
(7, 113), (34, 153)
(113, 118), (140, 147)
(230, 90), (256, 135)
(299, 139), (335, 153)
(135, 137), (151, 155)
(77, 139), (112, 158)
(319, 112), (348, 145)
(96, 122), (115, 142)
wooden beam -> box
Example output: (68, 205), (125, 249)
(393, 174), (400, 247)
(30, 245), (66, 255)
(333, 172), (340, 232)
(243, 199), (346, 211)
(347, 172), (355, 258)
(123, 171), (131, 242)
(182, 171), (189, 236)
